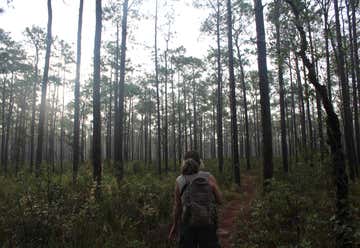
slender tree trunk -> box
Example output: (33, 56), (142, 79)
(177, 82), (182, 165)
(171, 62), (177, 171)
(192, 73), (198, 151)
(144, 90), (149, 166)
(333, 0), (357, 181)
(73, 0), (83, 183)
(93, 0), (102, 189)
(60, 80), (65, 174)
(295, 55), (307, 152)
(323, 3), (332, 100)
(346, 0), (360, 177)
(1, 77), (7, 173)
(115, 0), (129, 181)
(304, 68), (314, 151)
(106, 72), (113, 162)
(131, 97), (135, 160)
(254, 0), (273, 183)
(35, 0), (52, 177)
(215, 0), (224, 173)
(4, 80), (14, 173)
(30, 48), (39, 172)
(275, 0), (288, 173)
(289, 54), (298, 161)
(234, 37), (251, 170)
(164, 44), (169, 173)
(286, 1), (353, 245)
(154, 0), (161, 175)
(226, 0), (240, 186)
(351, 0), (360, 176)
(80, 103), (85, 163)
(183, 84), (188, 151)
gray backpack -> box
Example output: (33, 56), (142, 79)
(180, 172), (217, 227)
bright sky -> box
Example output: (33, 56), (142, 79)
(0, 0), (213, 82)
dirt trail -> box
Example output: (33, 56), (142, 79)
(217, 174), (257, 248)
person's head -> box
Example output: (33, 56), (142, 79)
(181, 158), (200, 175)
(181, 151), (202, 175)
(183, 150), (201, 165)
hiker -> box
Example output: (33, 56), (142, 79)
(168, 151), (222, 248)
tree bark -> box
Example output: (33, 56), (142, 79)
(333, 0), (357, 181)
(154, 0), (162, 175)
(93, 0), (102, 188)
(114, 0), (129, 181)
(275, 0), (288, 173)
(35, 0), (52, 177)
(226, 0), (240, 186)
(164, 42), (169, 173)
(286, 1), (354, 245)
(235, 37), (251, 170)
(215, 0), (224, 173)
(254, 0), (273, 183)
(73, 0), (83, 183)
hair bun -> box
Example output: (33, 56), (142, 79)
(181, 158), (200, 175)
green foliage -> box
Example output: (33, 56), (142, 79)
(0, 158), (235, 247)
(0, 165), (176, 248)
(233, 161), (342, 248)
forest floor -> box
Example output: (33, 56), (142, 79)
(217, 173), (258, 248)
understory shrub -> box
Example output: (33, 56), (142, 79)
(233, 159), (359, 248)
(0, 164), (176, 248)
(0, 159), (234, 248)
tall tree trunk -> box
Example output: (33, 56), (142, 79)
(323, 1), (332, 100)
(226, 0), (241, 186)
(351, 0), (360, 176)
(171, 61), (177, 171)
(114, 0), (129, 181)
(254, 0), (273, 182)
(346, 0), (360, 177)
(1, 77), (7, 173)
(216, 0), (224, 173)
(154, 0), (162, 175)
(30, 47), (39, 172)
(35, 0), (52, 177)
(286, 1), (353, 245)
(177, 83), (182, 165)
(192, 73), (198, 151)
(144, 90), (149, 166)
(304, 69), (314, 151)
(164, 42), (169, 174)
(4, 80), (14, 173)
(93, 0), (102, 189)
(333, 0), (357, 181)
(80, 103), (86, 163)
(114, 22), (120, 166)
(183, 84), (188, 151)
(275, 0), (288, 173)
(234, 36), (251, 170)
(106, 71), (113, 162)
(295, 55), (307, 152)
(289, 54), (298, 161)
(60, 84), (65, 173)
(73, 0), (83, 183)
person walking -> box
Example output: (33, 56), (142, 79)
(168, 151), (222, 248)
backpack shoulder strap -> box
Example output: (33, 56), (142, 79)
(179, 173), (206, 196)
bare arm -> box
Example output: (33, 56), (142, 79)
(169, 182), (182, 240)
(172, 183), (182, 227)
(209, 175), (223, 205)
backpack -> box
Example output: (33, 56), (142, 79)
(180, 172), (217, 227)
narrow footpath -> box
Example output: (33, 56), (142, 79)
(217, 174), (257, 248)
